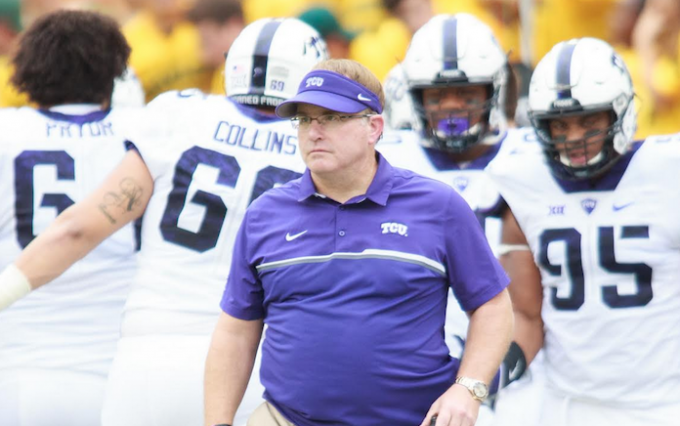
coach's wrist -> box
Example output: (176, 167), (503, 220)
(455, 376), (489, 401)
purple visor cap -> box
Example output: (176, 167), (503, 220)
(276, 70), (383, 118)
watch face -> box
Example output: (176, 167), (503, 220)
(472, 382), (488, 398)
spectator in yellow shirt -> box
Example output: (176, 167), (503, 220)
(349, 0), (432, 82)
(0, 57), (29, 107)
(0, 0), (26, 107)
(532, 0), (624, 65)
(630, 0), (680, 137)
(187, 0), (245, 95)
(123, 0), (213, 102)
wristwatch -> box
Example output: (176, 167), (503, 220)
(455, 377), (489, 401)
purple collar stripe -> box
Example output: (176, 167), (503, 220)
(38, 108), (111, 125)
(276, 70), (382, 117)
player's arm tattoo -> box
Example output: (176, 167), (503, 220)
(98, 177), (144, 225)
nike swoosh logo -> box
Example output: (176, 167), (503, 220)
(508, 363), (521, 381)
(285, 230), (308, 241)
(612, 202), (634, 212)
(357, 93), (371, 102)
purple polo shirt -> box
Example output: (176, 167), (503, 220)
(221, 153), (509, 426)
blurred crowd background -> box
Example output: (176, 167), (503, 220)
(1, 0), (679, 138)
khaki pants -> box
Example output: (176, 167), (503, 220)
(247, 401), (296, 426)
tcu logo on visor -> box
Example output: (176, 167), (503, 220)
(305, 77), (324, 87)
(381, 222), (408, 237)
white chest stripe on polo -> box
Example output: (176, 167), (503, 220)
(255, 248), (446, 276)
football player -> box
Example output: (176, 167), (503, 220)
(0, 17), (328, 426)
(0, 10), (145, 426)
(486, 37), (680, 425)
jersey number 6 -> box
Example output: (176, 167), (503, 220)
(160, 146), (301, 252)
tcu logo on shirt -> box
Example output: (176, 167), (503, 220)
(381, 222), (408, 237)
(305, 77), (324, 87)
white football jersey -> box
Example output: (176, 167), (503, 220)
(122, 90), (306, 337)
(487, 134), (680, 407)
(0, 106), (143, 375)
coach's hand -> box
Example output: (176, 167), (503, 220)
(420, 384), (480, 426)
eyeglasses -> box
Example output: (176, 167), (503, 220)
(290, 113), (375, 129)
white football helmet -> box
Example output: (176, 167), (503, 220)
(390, 13), (508, 152)
(225, 18), (328, 108)
(111, 67), (146, 108)
(528, 37), (636, 180)
(383, 64), (418, 131)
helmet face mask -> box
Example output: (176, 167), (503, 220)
(532, 109), (621, 180)
(528, 37), (636, 181)
(411, 81), (496, 152)
(385, 13), (508, 153)
(225, 18), (328, 108)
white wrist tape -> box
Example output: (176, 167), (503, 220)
(0, 264), (32, 310)
(497, 244), (531, 256)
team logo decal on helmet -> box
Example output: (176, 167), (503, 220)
(304, 36), (325, 59)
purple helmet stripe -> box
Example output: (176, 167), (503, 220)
(556, 42), (576, 99)
(443, 17), (458, 70)
(250, 19), (282, 94)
